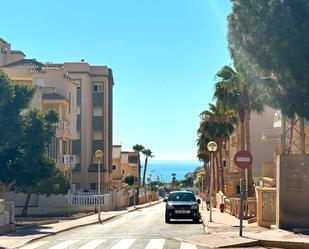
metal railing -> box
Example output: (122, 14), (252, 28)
(67, 193), (107, 206)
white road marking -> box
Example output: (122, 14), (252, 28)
(48, 240), (78, 249)
(110, 238), (136, 249)
(19, 241), (50, 249)
(78, 239), (107, 249)
(180, 241), (197, 249)
(145, 239), (165, 249)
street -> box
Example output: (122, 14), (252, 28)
(19, 203), (205, 249)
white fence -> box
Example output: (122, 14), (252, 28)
(67, 194), (106, 206)
(6, 189), (128, 216)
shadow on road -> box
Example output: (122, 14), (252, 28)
(168, 220), (201, 224)
(6, 224), (53, 237)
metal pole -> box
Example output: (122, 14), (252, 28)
(133, 177), (136, 208)
(210, 152), (213, 222)
(239, 169), (244, 236)
(98, 159), (101, 221)
(201, 176), (204, 210)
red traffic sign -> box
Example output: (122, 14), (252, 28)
(234, 150), (253, 169)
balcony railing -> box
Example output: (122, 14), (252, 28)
(224, 197), (257, 219)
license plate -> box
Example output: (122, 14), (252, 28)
(175, 210), (190, 214)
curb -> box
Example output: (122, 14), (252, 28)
(197, 214), (309, 249)
(261, 240), (309, 249)
(128, 200), (163, 212)
(174, 236), (261, 249)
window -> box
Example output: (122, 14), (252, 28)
(90, 183), (97, 191)
(93, 82), (103, 92)
(223, 160), (227, 168)
(128, 156), (138, 164)
(168, 192), (196, 202)
(112, 165), (116, 170)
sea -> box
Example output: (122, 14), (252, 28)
(141, 160), (202, 183)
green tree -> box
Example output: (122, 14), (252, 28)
(142, 149), (154, 186)
(171, 173), (177, 190)
(198, 102), (237, 193)
(15, 109), (60, 216)
(124, 175), (137, 186)
(0, 70), (35, 197)
(36, 168), (70, 196)
(228, 0), (309, 119)
(132, 144), (145, 186)
(214, 65), (263, 196)
(132, 144), (145, 204)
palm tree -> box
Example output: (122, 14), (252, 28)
(133, 144), (144, 204)
(198, 102), (237, 194)
(197, 131), (211, 193)
(132, 144), (145, 186)
(142, 149), (154, 186)
(171, 173), (177, 190)
(214, 65), (264, 196)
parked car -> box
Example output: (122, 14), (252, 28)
(164, 190), (201, 223)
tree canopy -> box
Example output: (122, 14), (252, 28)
(228, 0), (309, 118)
(0, 70), (35, 193)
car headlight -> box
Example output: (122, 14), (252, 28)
(191, 204), (199, 209)
(167, 204), (174, 209)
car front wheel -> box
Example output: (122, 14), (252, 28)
(165, 215), (170, 223)
(193, 217), (200, 223)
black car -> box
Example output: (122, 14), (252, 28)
(164, 190), (201, 223)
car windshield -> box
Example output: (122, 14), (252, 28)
(168, 192), (196, 202)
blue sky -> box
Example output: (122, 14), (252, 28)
(1, 0), (232, 160)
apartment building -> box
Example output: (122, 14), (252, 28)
(112, 145), (139, 189)
(0, 38), (114, 192)
(120, 151), (139, 182)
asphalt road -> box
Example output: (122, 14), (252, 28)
(18, 203), (278, 249)
(19, 202), (206, 249)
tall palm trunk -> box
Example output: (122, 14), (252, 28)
(245, 108), (254, 197)
(142, 157), (148, 186)
(215, 152), (220, 194)
(218, 142), (225, 194)
(239, 111), (246, 150)
(136, 154), (141, 204)
(204, 162), (211, 192)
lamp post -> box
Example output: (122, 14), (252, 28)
(207, 141), (218, 222)
(95, 149), (103, 221)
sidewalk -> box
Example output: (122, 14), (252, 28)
(0, 200), (162, 249)
(176, 201), (309, 249)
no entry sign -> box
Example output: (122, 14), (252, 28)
(234, 150), (253, 169)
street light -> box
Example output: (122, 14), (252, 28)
(95, 149), (103, 221)
(207, 141), (217, 222)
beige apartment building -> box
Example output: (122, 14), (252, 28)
(0, 38), (114, 192)
(112, 145), (139, 189)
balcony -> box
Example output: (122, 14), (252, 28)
(77, 115), (81, 130)
(92, 92), (104, 106)
(92, 116), (103, 130)
(72, 139), (81, 154)
(42, 87), (67, 102)
(92, 140), (103, 153)
(56, 119), (71, 138)
(88, 163), (106, 172)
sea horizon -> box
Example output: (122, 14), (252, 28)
(141, 159), (202, 183)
